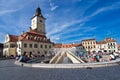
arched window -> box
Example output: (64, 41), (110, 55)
(30, 36), (33, 40)
(43, 38), (46, 41)
(27, 35), (30, 40)
(37, 37), (40, 41)
(40, 37), (42, 41)
(34, 36), (37, 40)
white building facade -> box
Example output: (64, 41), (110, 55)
(96, 38), (118, 53)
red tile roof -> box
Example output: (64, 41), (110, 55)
(9, 35), (19, 42)
(54, 43), (82, 48)
(97, 38), (116, 44)
(97, 41), (106, 44)
(72, 44), (82, 47)
(104, 38), (116, 42)
(82, 38), (96, 41)
(19, 30), (51, 43)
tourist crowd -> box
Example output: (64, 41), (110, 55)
(77, 52), (120, 63)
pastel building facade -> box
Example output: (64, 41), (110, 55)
(96, 38), (118, 53)
(3, 34), (18, 56)
(104, 38), (118, 52)
(81, 38), (118, 53)
(82, 39), (96, 52)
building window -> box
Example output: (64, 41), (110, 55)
(37, 37), (40, 41)
(109, 50), (111, 52)
(34, 44), (37, 48)
(113, 43), (115, 45)
(19, 50), (21, 52)
(18, 44), (20, 48)
(10, 44), (16, 48)
(114, 46), (116, 48)
(34, 36), (37, 40)
(111, 43), (112, 46)
(30, 36), (33, 40)
(24, 43), (27, 48)
(29, 44), (32, 48)
(40, 45), (43, 48)
(49, 45), (51, 48)
(45, 45), (47, 48)
(40, 20), (42, 22)
(27, 36), (30, 40)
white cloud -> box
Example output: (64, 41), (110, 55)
(51, 5), (58, 11)
(87, 1), (120, 19)
(52, 1), (120, 43)
(81, 36), (96, 41)
(54, 37), (60, 41)
(0, 0), (39, 42)
(83, 27), (97, 32)
(0, 9), (18, 16)
(62, 34), (84, 39)
(46, 0), (98, 43)
(47, 19), (85, 37)
(49, 0), (59, 11)
(50, 36), (60, 42)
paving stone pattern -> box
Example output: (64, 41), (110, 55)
(0, 60), (120, 80)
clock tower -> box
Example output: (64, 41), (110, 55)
(31, 7), (46, 35)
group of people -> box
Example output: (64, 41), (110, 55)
(16, 52), (52, 63)
(109, 52), (119, 60)
(77, 51), (120, 63)
(16, 52), (35, 63)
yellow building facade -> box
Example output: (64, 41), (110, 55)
(82, 39), (96, 52)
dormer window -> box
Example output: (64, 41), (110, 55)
(37, 37), (40, 41)
(30, 36), (33, 40)
(34, 36), (37, 40)
(43, 38), (46, 41)
(40, 37), (43, 41)
(27, 36), (30, 40)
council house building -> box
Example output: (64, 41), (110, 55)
(3, 7), (53, 57)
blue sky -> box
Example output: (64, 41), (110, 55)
(0, 0), (120, 44)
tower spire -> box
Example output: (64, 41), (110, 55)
(34, 7), (45, 19)
(31, 7), (46, 35)
(35, 7), (41, 16)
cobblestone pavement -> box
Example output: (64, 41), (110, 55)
(0, 60), (120, 80)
